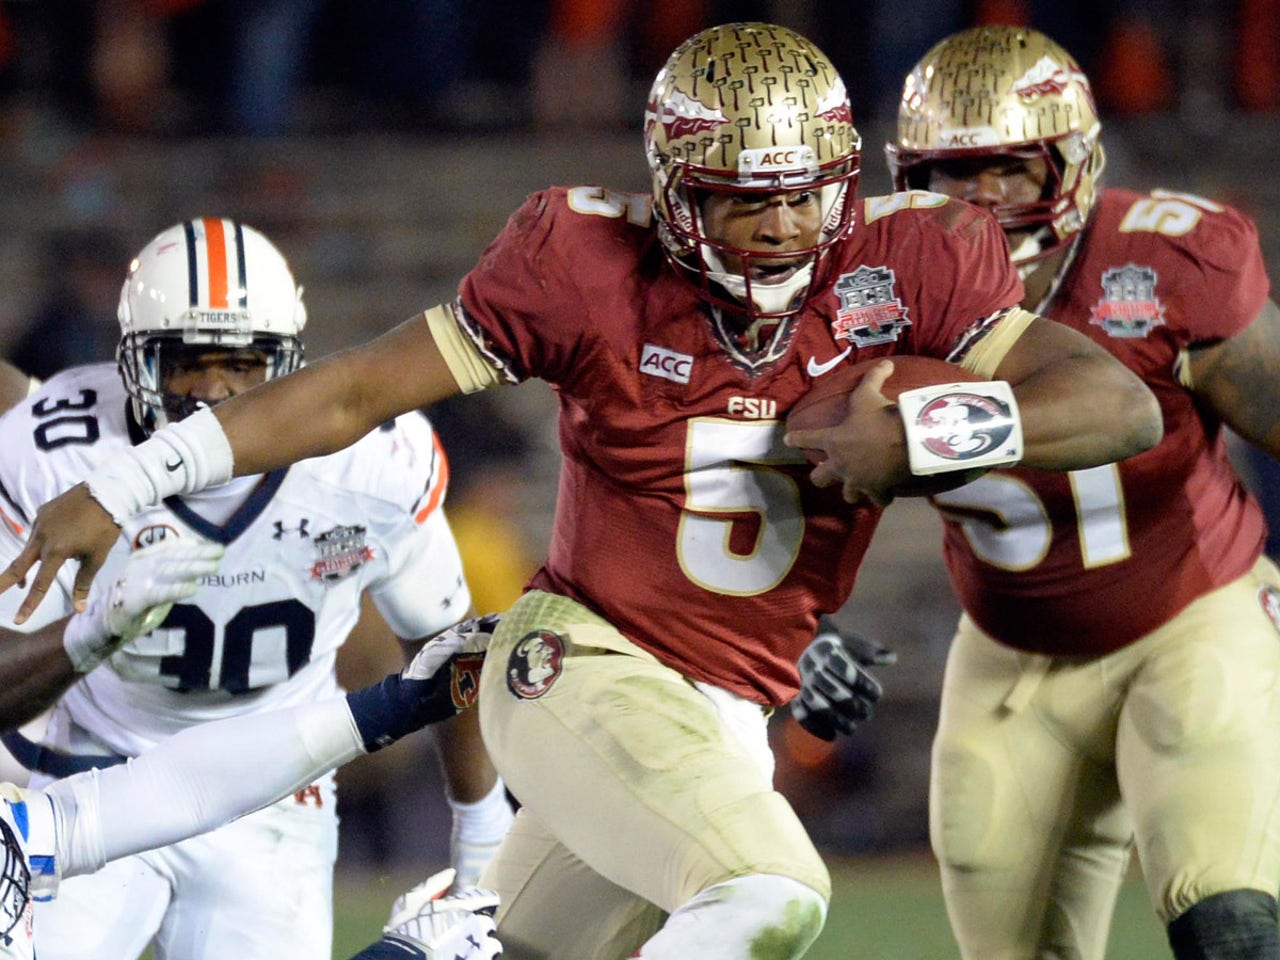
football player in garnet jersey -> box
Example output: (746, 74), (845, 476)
(0, 23), (1161, 960)
(0, 220), (513, 960)
(833, 24), (1279, 960)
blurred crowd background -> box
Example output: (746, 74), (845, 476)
(0, 0), (1278, 871)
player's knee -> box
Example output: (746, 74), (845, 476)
(1167, 889), (1280, 960)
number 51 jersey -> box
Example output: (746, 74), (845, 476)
(0, 362), (470, 756)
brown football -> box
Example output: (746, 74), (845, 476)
(787, 355), (990, 497)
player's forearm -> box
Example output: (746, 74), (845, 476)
(1013, 354), (1162, 469)
(0, 623), (78, 728)
(218, 313), (462, 478)
(46, 697), (364, 877)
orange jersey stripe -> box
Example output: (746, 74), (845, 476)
(0, 504), (23, 537)
(414, 430), (451, 524)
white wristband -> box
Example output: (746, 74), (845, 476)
(86, 407), (235, 525)
(898, 380), (1023, 476)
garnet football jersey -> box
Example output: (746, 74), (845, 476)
(934, 188), (1271, 655)
(0, 364), (469, 755)
(451, 186), (1024, 704)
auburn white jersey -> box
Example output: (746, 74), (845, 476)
(0, 363), (469, 755)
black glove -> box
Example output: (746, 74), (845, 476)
(791, 615), (896, 741)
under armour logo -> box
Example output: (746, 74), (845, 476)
(272, 519), (310, 540)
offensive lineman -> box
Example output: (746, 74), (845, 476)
(0, 219), (512, 960)
(801, 25), (1280, 960)
(0, 24), (1162, 960)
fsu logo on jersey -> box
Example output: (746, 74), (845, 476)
(832, 266), (911, 347)
(1260, 586), (1280, 634)
(507, 630), (565, 700)
(1090, 264), (1166, 338)
(308, 524), (374, 583)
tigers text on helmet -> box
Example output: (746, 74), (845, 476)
(644, 21), (861, 320)
(886, 25), (1105, 267)
(118, 218), (306, 434)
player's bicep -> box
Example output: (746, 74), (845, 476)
(1186, 297), (1280, 456)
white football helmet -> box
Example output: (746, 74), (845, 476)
(117, 218), (306, 434)
(644, 22), (861, 321)
(0, 805), (30, 948)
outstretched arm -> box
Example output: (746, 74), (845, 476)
(0, 311), (466, 622)
(37, 615), (493, 878)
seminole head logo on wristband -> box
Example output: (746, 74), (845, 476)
(507, 630), (565, 700)
(914, 392), (1017, 461)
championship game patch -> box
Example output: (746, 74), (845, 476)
(912, 392), (1017, 462)
(1260, 586), (1280, 633)
(832, 266), (911, 347)
(308, 524), (374, 583)
(133, 524), (180, 549)
(1089, 264), (1166, 338)
(507, 630), (565, 700)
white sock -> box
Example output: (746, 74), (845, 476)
(448, 778), (514, 889)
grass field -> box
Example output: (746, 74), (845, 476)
(330, 851), (1169, 959)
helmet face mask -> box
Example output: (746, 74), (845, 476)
(0, 814), (29, 945)
(886, 25), (1105, 267)
(117, 219), (306, 434)
(644, 22), (861, 321)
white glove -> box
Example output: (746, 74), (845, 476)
(404, 613), (500, 681)
(62, 539), (224, 672)
(383, 868), (502, 959)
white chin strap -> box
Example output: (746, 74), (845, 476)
(703, 248), (814, 315)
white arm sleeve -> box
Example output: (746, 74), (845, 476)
(45, 697), (364, 878)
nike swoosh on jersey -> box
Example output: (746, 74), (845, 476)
(806, 347), (853, 377)
(165, 459), (183, 472)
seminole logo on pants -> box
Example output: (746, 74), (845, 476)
(507, 631), (565, 699)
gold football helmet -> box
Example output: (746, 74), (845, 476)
(886, 25), (1105, 265)
(644, 22), (861, 319)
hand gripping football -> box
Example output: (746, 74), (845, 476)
(787, 355), (994, 497)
